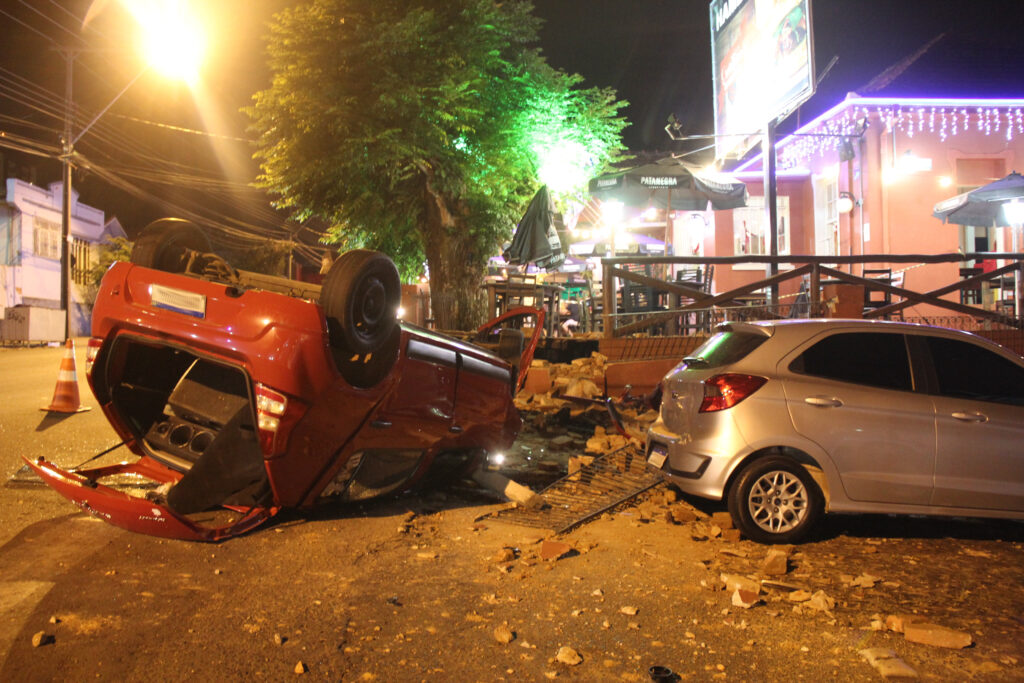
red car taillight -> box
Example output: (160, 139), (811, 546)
(699, 374), (767, 413)
(85, 337), (103, 379)
(255, 383), (307, 455)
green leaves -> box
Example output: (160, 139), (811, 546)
(247, 0), (626, 326)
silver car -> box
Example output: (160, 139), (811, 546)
(645, 319), (1024, 543)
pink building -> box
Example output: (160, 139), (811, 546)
(704, 94), (1024, 317)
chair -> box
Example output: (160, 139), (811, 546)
(503, 273), (537, 310)
(862, 268), (892, 311)
(958, 267), (983, 305)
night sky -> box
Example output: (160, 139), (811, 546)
(1, 0), (1023, 235)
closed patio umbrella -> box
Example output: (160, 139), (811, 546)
(503, 185), (565, 272)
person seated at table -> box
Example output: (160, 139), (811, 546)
(559, 299), (580, 336)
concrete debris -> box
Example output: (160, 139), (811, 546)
(556, 646), (583, 666)
(667, 505), (697, 524)
(720, 574), (761, 594)
(585, 427), (630, 455)
(884, 614), (929, 634)
(540, 540), (573, 561)
(787, 590), (813, 603)
(493, 623), (516, 644)
(567, 455), (595, 481)
(619, 606), (639, 616)
(731, 589), (762, 609)
(492, 547), (517, 563)
(471, 468), (542, 507)
(903, 622), (973, 649)
(850, 573), (882, 588)
(721, 528), (742, 543)
(806, 590), (836, 613)
(859, 648), (919, 679)
(761, 549), (790, 576)
(711, 512), (734, 529)
(31, 631), (53, 648)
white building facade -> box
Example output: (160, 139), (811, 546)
(0, 178), (125, 340)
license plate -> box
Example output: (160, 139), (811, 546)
(151, 284), (207, 319)
(647, 446), (667, 469)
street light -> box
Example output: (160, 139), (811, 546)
(59, 1), (205, 339)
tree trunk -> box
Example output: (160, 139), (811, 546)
(420, 167), (488, 330)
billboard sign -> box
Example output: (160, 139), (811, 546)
(710, 0), (815, 160)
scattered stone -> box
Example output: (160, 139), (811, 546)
(721, 528), (742, 543)
(492, 547), (517, 563)
(808, 590), (835, 610)
(731, 589), (761, 609)
(493, 623), (515, 645)
(567, 455), (595, 481)
(48, 616), (60, 625)
(720, 574), (760, 595)
(416, 551), (438, 560)
(903, 622), (973, 649)
(556, 646), (583, 666)
(668, 505), (697, 524)
(540, 540), (573, 561)
(31, 631), (53, 648)
(761, 549), (790, 576)
(885, 614), (928, 634)
(787, 590), (813, 603)
(859, 648), (918, 679)
(711, 512), (734, 529)
(619, 606), (639, 616)
(274, 633), (285, 646)
(294, 661), (307, 675)
(850, 573), (882, 588)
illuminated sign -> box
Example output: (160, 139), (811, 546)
(710, 0), (816, 160)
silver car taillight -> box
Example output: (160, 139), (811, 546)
(699, 374), (767, 413)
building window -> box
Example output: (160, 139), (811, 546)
(813, 176), (839, 257)
(0, 209), (20, 266)
(733, 196), (790, 256)
(71, 237), (92, 286)
(33, 217), (61, 260)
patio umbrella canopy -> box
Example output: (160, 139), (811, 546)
(588, 157), (748, 211)
(503, 185), (565, 271)
(933, 171), (1024, 226)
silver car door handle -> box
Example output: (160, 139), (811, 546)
(952, 411), (988, 423)
(804, 396), (843, 407)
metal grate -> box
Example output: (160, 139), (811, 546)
(493, 446), (662, 534)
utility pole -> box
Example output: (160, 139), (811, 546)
(60, 48), (77, 341)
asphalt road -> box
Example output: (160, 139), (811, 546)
(1, 341), (1022, 681)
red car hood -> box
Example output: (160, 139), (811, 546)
(23, 456), (276, 542)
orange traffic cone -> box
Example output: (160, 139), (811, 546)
(41, 339), (91, 414)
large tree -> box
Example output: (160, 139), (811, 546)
(247, 0), (627, 329)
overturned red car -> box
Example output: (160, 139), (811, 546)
(26, 219), (542, 541)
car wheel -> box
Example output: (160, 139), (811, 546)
(131, 218), (212, 273)
(321, 250), (400, 355)
(727, 455), (823, 544)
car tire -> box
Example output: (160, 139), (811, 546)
(321, 250), (400, 355)
(131, 218), (212, 273)
(727, 455), (823, 544)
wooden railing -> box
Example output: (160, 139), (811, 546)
(599, 253), (1024, 338)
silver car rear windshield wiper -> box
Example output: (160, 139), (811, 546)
(683, 355), (708, 367)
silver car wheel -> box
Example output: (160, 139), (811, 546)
(747, 470), (808, 534)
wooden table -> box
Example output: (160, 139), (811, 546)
(483, 280), (563, 336)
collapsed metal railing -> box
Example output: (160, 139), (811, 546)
(492, 445), (661, 533)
